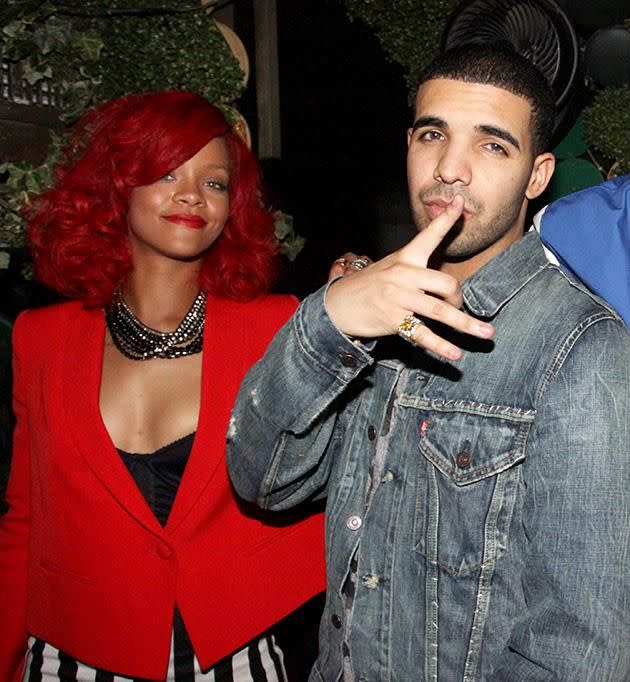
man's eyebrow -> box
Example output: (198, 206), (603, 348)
(476, 125), (521, 151)
(411, 116), (447, 133)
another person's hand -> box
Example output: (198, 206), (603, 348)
(325, 195), (494, 361)
(328, 253), (373, 281)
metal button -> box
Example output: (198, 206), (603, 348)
(331, 613), (342, 629)
(367, 425), (377, 440)
(340, 352), (358, 368)
(157, 543), (172, 559)
(456, 447), (472, 469)
(346, 515), (362, 531)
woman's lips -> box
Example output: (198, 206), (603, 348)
(162, 214), (207, 229)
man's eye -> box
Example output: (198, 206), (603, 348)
(485, 142), (507, 155)
(420, 130), (444, 142)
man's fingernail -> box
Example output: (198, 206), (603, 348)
(475, 322), (494, 338)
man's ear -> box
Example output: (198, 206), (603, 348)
(526, 152), (555, 200)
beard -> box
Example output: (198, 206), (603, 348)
(411, 181), (528, 260)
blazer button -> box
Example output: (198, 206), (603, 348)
(331, 613), (342, 629)
(367, 425), (377, 441)
(157, 543), (173, 559)
(340, 353), (358, 368)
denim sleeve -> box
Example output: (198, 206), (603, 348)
(491, 317), (630, 680)
(226, 283), (373, 510)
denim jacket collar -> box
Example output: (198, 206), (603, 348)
(463, 231), (549, 318)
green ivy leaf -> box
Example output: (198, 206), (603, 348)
(1, 20), (23, 38)
(21, 60), (48, 85)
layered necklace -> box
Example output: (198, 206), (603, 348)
(105, 288), (206, 360)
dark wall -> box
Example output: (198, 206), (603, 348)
(246, 0), (415, 297)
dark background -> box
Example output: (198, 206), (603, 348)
(238, 0), (415, 298)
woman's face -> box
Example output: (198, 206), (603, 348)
(126, 137), (231, 264)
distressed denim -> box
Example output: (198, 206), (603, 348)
(227, 232), (630, 681)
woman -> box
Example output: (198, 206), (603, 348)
(0, 92), (325, 681)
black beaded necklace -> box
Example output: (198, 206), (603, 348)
(105, 289), (206, 360)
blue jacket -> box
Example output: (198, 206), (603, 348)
(227, 232), (630, 681)
(535, 174), (630, 326)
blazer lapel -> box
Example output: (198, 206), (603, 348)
(166, 298), (243, 534)
(62, 306), (165, 537)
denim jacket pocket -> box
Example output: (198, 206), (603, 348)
(410, 401), (535, 576)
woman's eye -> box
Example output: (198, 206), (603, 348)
(161, 172), (176, 181)
(204, 180), (228, 191)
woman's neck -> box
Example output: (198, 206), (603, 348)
(120, 263), (203, 332)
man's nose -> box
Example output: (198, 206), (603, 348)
(433, 144), (472, 185)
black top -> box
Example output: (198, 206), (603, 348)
(118, 433), (196, 661)
(118, 432), (194, 527)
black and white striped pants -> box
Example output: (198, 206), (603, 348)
(23, 634), (287, 682)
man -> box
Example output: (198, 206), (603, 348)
(227, 45), (630, 680)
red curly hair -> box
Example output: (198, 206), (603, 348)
(28, 91), (277, 306)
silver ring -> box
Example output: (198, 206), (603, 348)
(349, 257), (370, 271)
(397, 314), (424, 343)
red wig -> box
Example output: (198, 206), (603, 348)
(28, 91), (277, 306)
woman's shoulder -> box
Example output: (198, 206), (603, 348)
(207, 294), (299, 357)
(209, 293), (299, 325)
(13, 300), (89, 346)
(245, 293), (299, 317)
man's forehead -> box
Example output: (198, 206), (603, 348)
(413, 78), (533, 134)
(416, 78), (530, 108)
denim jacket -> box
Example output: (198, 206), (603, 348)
(227, 232), (630, 681)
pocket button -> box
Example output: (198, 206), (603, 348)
(456, 449), (472, 468)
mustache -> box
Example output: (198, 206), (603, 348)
(419, 184), (482, 212)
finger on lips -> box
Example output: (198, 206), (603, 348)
(402, 194), (465, 264)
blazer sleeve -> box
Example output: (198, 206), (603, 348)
(0, 312), (32, 682)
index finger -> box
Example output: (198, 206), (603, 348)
(400, 194), (464, 266)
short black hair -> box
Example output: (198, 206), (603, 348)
(417, 44), (555, 156)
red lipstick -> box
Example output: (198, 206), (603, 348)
(163, 214), (206, 229)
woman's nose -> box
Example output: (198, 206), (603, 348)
(173, 183), (204, 206)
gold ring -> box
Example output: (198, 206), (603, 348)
(397, 314), (424, 343)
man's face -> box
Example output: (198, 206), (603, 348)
(407, 78), (550, 274)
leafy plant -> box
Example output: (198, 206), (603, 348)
(343, 0), (459, 92)
(273, 211), (305, 262)
(583, 85), (630, 176)
(82, 0), (244, 113)
(0, 1), (103, 120)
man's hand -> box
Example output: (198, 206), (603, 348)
(326, 195), (494, 361)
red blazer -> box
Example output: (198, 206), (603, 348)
(0, 294), (325, 681)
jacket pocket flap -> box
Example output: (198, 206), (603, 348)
(415, 401), (535, 485)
